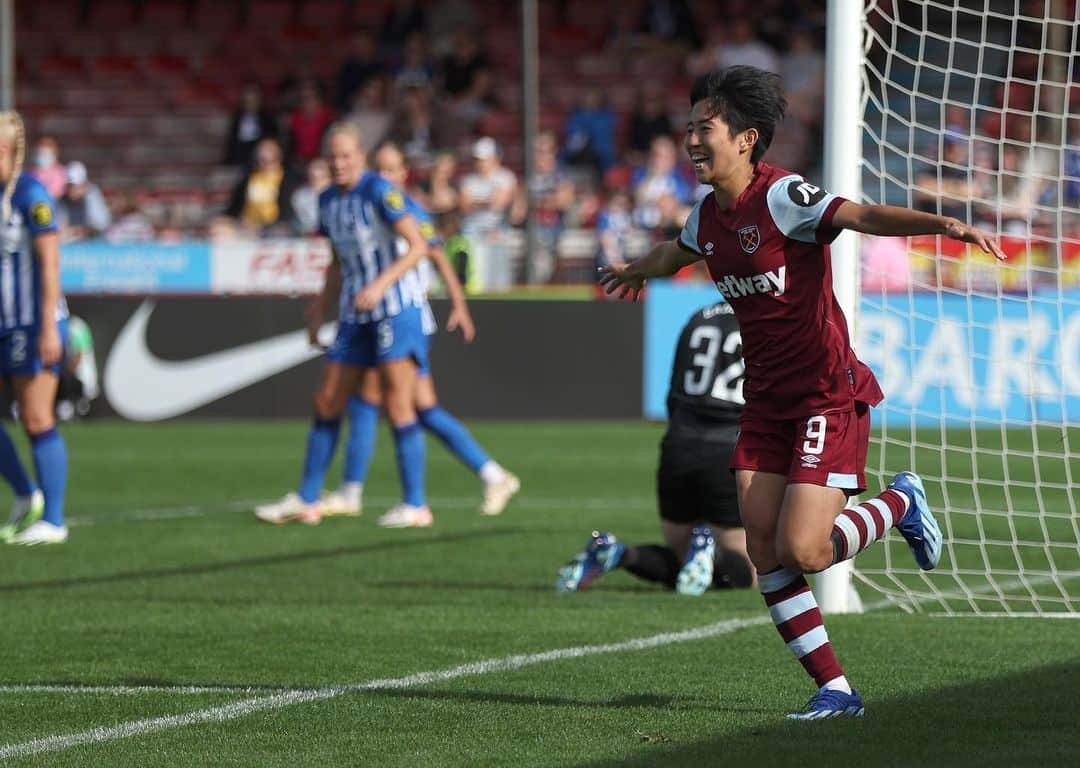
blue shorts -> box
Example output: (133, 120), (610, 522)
(327, 308), (429, 371)
(0, 318), (67, 378)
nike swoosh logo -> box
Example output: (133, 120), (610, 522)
(104, 300), (333, 421)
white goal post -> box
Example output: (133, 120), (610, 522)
(816, 0), (1080, 616)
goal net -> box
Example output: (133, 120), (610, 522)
(852, 0), (1080, 615)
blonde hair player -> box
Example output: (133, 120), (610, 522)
(0, 111), (70, 545)
(255, 122), (433, 526)
(320, 139), (520, 527)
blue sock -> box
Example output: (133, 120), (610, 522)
(29, 427), (66, 526)
(298, 417), (341, 503)
(345, 396), (379, 485)
(0, 424), (34, 496)
(418, 406), (490, 474)
(392, 421), (425, 507)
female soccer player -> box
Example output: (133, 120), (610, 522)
(321, 141), (519, 527)
(255, 122), (431, 526)
(0, 111), (69, 545)
(600, 66), (1004, 719)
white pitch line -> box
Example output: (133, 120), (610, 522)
(0, 684), (309, 696)
(0, 615), (768, 761)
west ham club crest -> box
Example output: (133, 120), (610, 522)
(737, 225), (760, 254)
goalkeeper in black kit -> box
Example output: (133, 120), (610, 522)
(556, 302), (754, 594)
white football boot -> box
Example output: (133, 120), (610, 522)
(254, 492), (322, 525)
(377, 504), (434, 528)
(322, 485), (362, 517)
(481, 473), (521, 516)
(9, 520), (68, 545)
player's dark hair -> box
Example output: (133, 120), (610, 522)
(690, 66), (787, 163)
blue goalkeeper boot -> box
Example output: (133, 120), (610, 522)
(890, 471), (942, 570)
(676, 526), (715, 596)
(555, 531), (625, 592)
(787, 688), (865, 720)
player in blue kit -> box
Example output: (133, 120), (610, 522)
(320, 141), (519, 527)
(255, 123), (431, 525)
(0, 112), (69, 545)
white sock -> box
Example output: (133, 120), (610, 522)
(479, 461), (506, 485)
(340, 482), (362, 502)
(822, 675), (852, 695)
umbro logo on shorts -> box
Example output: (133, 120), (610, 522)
(800, 454), (821, 469)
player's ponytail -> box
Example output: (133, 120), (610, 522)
(0, 110), (25, 225)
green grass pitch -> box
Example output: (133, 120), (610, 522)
(0, 420), (1076, 766)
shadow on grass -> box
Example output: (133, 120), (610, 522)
(576, 661), (1080, 768)
(361, 579), (660, 594)
(363, 688), (751, 713)
(0, 528), (522, 593)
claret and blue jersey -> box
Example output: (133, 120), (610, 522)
(0, 172), (68, 376)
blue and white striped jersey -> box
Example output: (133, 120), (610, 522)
(318, 171), (427, 325)
(403, 192), (443, 335)
(0, 173), (67, 332)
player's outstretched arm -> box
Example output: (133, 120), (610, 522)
(598, 241), (701, 301)
(832, 201), (1005, 260)
(429, 246), (475, 342)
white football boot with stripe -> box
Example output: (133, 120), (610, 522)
(254, 493), (322, 525)
(377, 504), (434, 528)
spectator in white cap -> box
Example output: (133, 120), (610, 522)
(58, 161), (111, 242)
(460, 137), (517, 290)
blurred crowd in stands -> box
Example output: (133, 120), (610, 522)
(19, 0), (1079, 290)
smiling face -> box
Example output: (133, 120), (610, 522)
(685, 99), (755, 186)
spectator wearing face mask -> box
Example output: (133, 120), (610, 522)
(58, 162), (111, 242)
(30, 136), (66, 200)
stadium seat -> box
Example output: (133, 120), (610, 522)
(39, 56), (87, 78)
(246, 0), (295, 30)
(298, 0), (344, 28)
(142, 0), (190, 28)
(91, 0), (137, 29)
(92, 55), (143, 80)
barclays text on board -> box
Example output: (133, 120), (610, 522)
(643, 281), (1080, 426)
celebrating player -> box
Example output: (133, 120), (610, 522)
(556, 302), (752, 595)
(321, 140), (520, 527)
(255, 122), (430, 526)
(0, 111), (70, 545)
(600, 66), (1004, 719)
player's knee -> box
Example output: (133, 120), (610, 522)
(383, 396), (416, 427)
(312, 390), (340, 420)
(21, 412), (54, 435)
(776, 538), (831, 574)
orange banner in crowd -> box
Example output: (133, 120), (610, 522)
(901, 236), (1080, 291)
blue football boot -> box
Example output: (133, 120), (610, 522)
(787, 688), (865, 720)
(555, 531), (625, 592)
(675, 526), (716, 596)
(890, 471), (943, 570)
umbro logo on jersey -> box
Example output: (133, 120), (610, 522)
(714, 266), (786, 299)
(737, 225), (760, 254)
